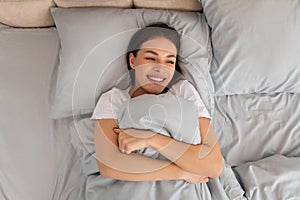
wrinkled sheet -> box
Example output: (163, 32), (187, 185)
(211, 93), (300, 199)
(213, 93), (300, 166)
(234, 154), (300, 200)
(85, 93), (212, 200)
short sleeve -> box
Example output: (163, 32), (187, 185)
(169, 80), (211, 119)
(91, 88), (129, 120)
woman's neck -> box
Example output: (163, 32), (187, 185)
(129, 85), (149, 98)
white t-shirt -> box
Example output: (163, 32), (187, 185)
(91, 80), (211, 120)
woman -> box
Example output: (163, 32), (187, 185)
(92, 23), (223, 198)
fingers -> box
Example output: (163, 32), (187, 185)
(119, 137), (135, 154)
(113, 128), (131, 153)
(117, 130), (136, 154)
(183, 171), (210, 183)
(113, 127), (121, 134)
(115, 128), (148, 154)
(202, 177), (209, 183)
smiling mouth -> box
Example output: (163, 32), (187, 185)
(147, 75), (167, 83)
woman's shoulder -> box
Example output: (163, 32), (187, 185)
(170, 79), (197, 93)
(169, 79), (201, 100)
(100, 87), (130, 101)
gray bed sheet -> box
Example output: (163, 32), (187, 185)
(213, 93), (300, 200)
(48, 118), (86, 200)
(234, 154), (300, 200)
(213, 93), (300, 166)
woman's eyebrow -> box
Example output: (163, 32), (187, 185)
(166, 54), (176, 58)
(144, 50), (176, 58)
(144, 50), (158, 56)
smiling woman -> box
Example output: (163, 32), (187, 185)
(126, 23), (182, 96)
(128, 37), (177, 97)
(91, 23), (223, 199)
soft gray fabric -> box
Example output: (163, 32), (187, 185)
(208, 160), (246, 200)
(0, 25), (62, 200)
(234, 154), (300, 200)
(69, 118), (99, 176)
(86, 174), (211, 200)
(50, 7), (214, 119)
(118, 93), (201, 145)
(201, 0), (300, 95)
(213, 93), (300, 166)
(49, 119), (87, 200)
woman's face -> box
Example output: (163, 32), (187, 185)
(129, 37), (177, 95)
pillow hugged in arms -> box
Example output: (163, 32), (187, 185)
(69, 92), (201, 175)
(118, 93), (200, 144)
(50, 8), (214, 119)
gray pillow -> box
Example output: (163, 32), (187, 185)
(118, 93), (201, 144)
(201, 0), (300, 95)
(0, 24), (60, 199)
(118, 93), (200, 159)
(50, 7), (214, 119)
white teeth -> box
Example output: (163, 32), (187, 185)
(148, 76), (165, 82)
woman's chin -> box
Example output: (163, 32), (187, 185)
(144, 84), (166, 94)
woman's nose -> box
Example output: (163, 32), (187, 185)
(153, 65), (162, 72)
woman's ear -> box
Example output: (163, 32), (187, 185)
(129, 53), (135, 69)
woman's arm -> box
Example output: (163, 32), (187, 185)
(94, 119), (208, 183)
(150, 117), (223, 179)
(116, 117), (223, 179)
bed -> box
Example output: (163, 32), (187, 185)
(0, 0), (299, 199)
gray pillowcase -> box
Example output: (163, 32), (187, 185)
(201, 0), (300, 95)
(50, 8), (214, 119)
(118, 93), (201, 144)
(118, 93), (201, 159)
(0, 23), (60, 198)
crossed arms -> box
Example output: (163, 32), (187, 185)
(94, 117), (223, 183)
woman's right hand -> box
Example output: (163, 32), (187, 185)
(181, 170), (209, 183)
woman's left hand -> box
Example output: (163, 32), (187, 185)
(113, 128), (156, 154)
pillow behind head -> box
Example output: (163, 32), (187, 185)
(50, 8), (214, 119)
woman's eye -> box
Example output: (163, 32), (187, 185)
(167, 61), (175, 65)
(145, 57), (155, 61)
